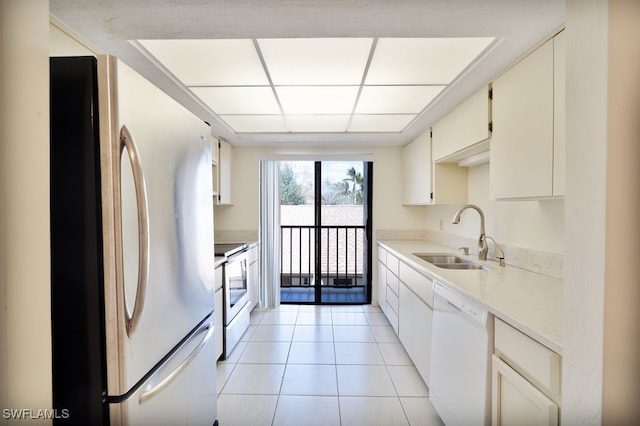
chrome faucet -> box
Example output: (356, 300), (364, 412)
(452, 204), (488, 260)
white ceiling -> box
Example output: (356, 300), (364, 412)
(49, 0), (565, 147)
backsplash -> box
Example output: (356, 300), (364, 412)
(376, 229), (564, 280)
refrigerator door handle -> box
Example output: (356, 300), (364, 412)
(120, 125), (150, 337)
(138, 321), (214, 404)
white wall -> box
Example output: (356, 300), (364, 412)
(424, 163), (565, 254)
(0, 0), (52, 419)
(562, 1), (608, 423)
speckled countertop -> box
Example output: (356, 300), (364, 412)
(378, 240), (563, 354)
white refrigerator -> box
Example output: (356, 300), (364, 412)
(50, 55), (218, 425)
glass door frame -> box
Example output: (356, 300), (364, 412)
(281, 161), (372, 305)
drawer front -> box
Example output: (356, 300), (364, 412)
(386, 253), (400, 277)
(378, 246), (387, 266)
(399, 262), (434, 307)
(386, 285), (399, 314)
(386, 269), (399, 296)
(386, 303), (399, 333)
(494, 318), (561, 401)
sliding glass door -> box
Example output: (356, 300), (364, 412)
(280, 161), (372, 304)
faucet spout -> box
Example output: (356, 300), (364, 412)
(451, 204), (488, 260)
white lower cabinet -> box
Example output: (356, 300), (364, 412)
(378, 245), (434, 387)
(492, 356), (558, 426)
(492, 318), (561, 426)
(385, 254), (400, 333)
(411, 298), (432, 385)
(399, 284), (433, 386)
(386, 285), (399, 333)
(395, 258), (434, 387)
(398, 283), (414, 355)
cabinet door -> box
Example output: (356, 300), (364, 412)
(398, 283), (414, 355)
(490, 39), (554, 199)
(217, 139), (233, 205)
(402, 132), (431, 205)
(432, 86), (490, 161)
(492, 356), (558, 426)
(412, 297), (433, 386)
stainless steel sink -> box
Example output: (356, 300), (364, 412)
(414, 253), (467, 264)
(433, 263), (488, 270)
(413, 253), (490, 271)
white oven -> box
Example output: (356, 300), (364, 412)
(215, 243), (252, 359)
(224, 249), (250, 325)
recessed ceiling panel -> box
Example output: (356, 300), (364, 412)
(366, 37), (495, 85)
(138, 39), (268, 86)
(220, 115), (288, 133)
(276, 86), (359, 114)
(348, 114), (416, 132)
(286, 115), (350, 132)
(258, 38), (373, 85)
(355, 85), (445, 114)
(190, 87), (280, 114)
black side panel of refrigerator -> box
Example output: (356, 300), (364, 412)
(50, 56), (109, 425)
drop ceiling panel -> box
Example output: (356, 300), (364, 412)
(276, 86), (359, 114)
(366, 37), (495, 84)
(190, 87), (280, 114)
(355, 85), (446, 114)
(135, 36), (497, 137)
(138, 39), (268, 86)
(286, 115), (350, 132)
(258, 38), (373, 85)
(348, 114), (416, 132)
(220, 115), (288, 133)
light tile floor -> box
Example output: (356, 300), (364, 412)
(217, 304), (443, 426)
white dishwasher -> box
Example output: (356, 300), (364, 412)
(429, 281), (493, 426)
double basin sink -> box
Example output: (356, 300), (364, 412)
(413, 253), (490, 271)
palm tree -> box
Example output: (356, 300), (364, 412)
(343, 167), (364, 204)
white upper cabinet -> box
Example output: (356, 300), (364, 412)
(490, 31), (565, 200)
(432, 85), (491, 161)
(401, 130), (467, 205)
(216, 139), (233, 205)
(402, 132), (431, 205)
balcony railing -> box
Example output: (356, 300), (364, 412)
(280, 225), (365, 289)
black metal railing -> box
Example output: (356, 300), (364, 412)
(280, 225), (365, 288)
